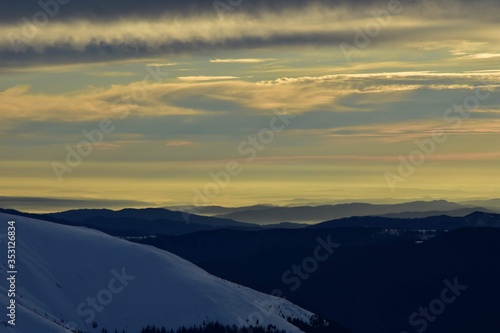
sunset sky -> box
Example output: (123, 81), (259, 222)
(1, 0), (499, 212)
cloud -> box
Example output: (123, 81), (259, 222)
(0, 196), (154, 212)
(463, 53), (500, 60)
(165, 140), (193, 147)
(0, 2), (498, 67)
(0, 0), (403, 24)
(88, 71), (136, 77)
(2, 0), (496, 23)
(177, 76), (239, 82)
(94, 143), (122, 150)
(0, 82), (208, 123)
(240, 152), (500, 163)
(147, 63), (178, 67)
(1, 69), (499, 126)
(210, 58), (274, 63)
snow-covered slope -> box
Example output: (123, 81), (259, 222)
(0, 213), (314, 333)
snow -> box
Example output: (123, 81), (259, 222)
(0, 213), (313, 333)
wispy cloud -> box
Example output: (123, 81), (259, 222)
(177, 76), (239, 82)
(165, 140), (193, 147)
(463, 53), (500, 60)
(2, 69), (499, 124)
(88, 71), (136, 77)
(242, 152), (500, 163)
(94, 143), (122, 150)
(147, 63), (178, 67)
(0, 196), (154, 212)
(210, 58), (274, 63)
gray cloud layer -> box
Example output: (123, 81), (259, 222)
(0, 0), (400, 23)
(0, 196), (154, 212)
(2, 0), (496, 22)
(0, 0), (498, 67)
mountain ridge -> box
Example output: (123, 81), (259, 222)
(0, 213), (318, 333)
(213, 200), (496, 224)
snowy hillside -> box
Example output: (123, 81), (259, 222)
(0, 213), (315, 333)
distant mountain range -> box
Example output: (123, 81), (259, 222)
(1, 204), (500, 237)
(209, 200), (499, 224)
(309, 211), (500, 230)
(168, 204), (275, 216)
(458, 198), (500, 211)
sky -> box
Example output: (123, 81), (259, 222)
(0, 0), (499, 212)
